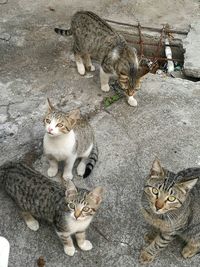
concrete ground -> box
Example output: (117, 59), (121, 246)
(0, 0), (200, 266)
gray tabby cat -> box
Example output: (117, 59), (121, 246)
(54, 11), (140, 107)
(140, 159), (200, 264)
(0, 162), (103, 256)
(43, 99), (98, 180)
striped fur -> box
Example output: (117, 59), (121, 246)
(54, 27), (72, 36)
(83, 143), (98, 178)
(54, 11), (139, 106)
(140, 159), (200, 264)
(0, 162), (103, 256)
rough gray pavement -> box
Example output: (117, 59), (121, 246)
(1, 1), (200, 267)
(183, 22), (200, 78)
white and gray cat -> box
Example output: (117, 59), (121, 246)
(43, 99), (98, 180)
(1, 162), (103, 256)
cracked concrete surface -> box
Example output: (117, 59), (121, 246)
(1, 1), (200, 266)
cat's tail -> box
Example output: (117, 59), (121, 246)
(54, 27), (73, 36)
(83, 144), (98, 179)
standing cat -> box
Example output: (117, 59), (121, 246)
(140, 159), (200, 264)
(43, 99), (98, 180)
(0, 162), (103, 256)
(54, 11), (140, 107)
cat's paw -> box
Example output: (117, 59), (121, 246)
(77, 63), (85, 76)
(78, 240), (93, 251)
(77, 162), (86, 176)
(64, 245), (75, 256)
(63, 172), (73, 180)
(26, 219), (39, 231)
(182, 245), (198, 259)
(90, 65), (95, 72)
(47, 167), (58, 177)
(139, 249), (155, 264)
(127, 96), (137, 107)
(101, 84), (110, 92)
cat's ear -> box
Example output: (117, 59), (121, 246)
(65, 180), (77, 199)
(87, 186), (104, 206)
(150, 159), (164, 177)
(177, 178), (198, 193)
(67, 109), (81, 128)
(47, 98), (54, 112)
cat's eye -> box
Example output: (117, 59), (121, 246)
(167, 196), (176, 202)
(68, 203), (75, 209)
(56, 123), (63, 128)
(46, 118), (51, 124)
(82, 207), (90, 212)
(152, 187), (159, 195)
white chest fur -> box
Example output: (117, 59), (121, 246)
(43, 130), (76, 161)
(67, 216), (92, 235)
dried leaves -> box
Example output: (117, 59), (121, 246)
(37, 256), (46, 267)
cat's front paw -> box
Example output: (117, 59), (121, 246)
(90, 65), (95, 72)
(63, 172), (73, 180)
(139, 249), (155, 264)
(127, 96), (137, 107)
(101, 84), (110, 92)
(64, 245), (75, 256)
(26, 219), (39, 231)
(78, 240), (93, 251)
(77, 64), (85, 76)
(47, 167), (58, 177)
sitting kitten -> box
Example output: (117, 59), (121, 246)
(54, 11), (140, 107)
(43, 99), (98, 180)
(1, 162), (103, 256)
(140, 159), (200, 264)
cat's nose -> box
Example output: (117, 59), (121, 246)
(74, 209), (81, 219)
(48, 127), (53, 133)
(155, 200), (164, 211)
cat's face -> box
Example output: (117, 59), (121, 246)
(44, 99), (80, 137)
(114, 45), (139, 96)
(65, 180), (103, 221)
(144, 160), (198, 215)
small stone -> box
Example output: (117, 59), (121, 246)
(0, 33), (11, 41)
(0, 114), (7, 124)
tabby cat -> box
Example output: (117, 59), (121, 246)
(43, 99), (98, 180)
(0, 162), (103, 256)
(140, 159), (200, 264)
(54, 11), (140, 107)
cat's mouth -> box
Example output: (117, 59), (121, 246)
(47, 132), (54, 136)
(153, 208), (167, 215)
(47, 131), (54, 135)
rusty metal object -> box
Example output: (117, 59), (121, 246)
(129, 40), (182, 48)
(105, 19), (189, 35)
(147, 56), (183, 62)
(151, 25), (165, 71)
(138, 23), (144, 59)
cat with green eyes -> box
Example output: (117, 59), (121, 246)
(1, 162), (103, 256)
(140, 159), (200, 264)
(43, 99), (98, 180)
